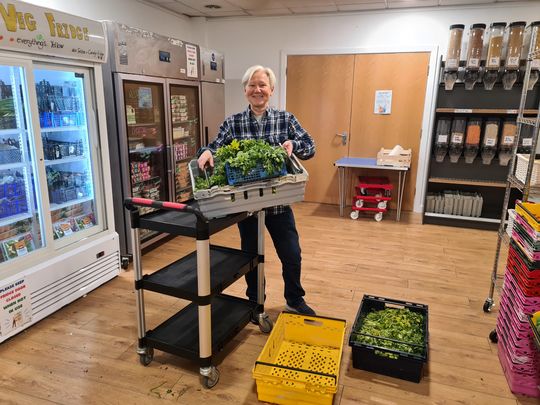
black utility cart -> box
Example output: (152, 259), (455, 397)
(124, 197), (273, 389)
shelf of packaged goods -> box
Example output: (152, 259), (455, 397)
(0, 161), (25, 170)
(40, 126), (87, 133)
(44, 156), (87, 166)
(144, 294), (258, 360)
(428, 177), (507, 188)
(435, 108), (539, 115)
(49, 195), (94, 211)
(132, 175), (161, 185)
(129, 145), (163, 154)
(0, 128), (24, 136)
(0, 211), (32, 228)
(517, 116), (539, 127)
(424, 212), (500, 223)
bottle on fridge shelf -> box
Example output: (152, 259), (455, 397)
(434, 117), (452, 162)
(464, 118), (482, 163)
(449, 117), (467, 163)
(481, 118), (500, 164)
(498, 120), (517, 166)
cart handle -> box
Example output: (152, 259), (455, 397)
(124, 197), (206, 221)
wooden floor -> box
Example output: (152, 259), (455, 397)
(0, 202), (537, 404)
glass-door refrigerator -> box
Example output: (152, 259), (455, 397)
(0, 2), (119, 343)
(102, 21), (201, 265)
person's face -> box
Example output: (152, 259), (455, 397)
(245, 70), (273, 110)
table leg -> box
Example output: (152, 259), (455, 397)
(397, 171), (407, 222)
(339, 166), (344, 217)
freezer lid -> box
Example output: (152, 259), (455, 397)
(200, 47), (224, 83)
(0, 1), (107, 63)
(103, 21), (199, 81)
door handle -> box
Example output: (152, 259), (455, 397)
(335, 131), (347, 145)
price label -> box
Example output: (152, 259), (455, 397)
(484, 138), (496, 146)
(488, 57), (500, 67)
(506, 109), (518, 114)
(437, 135), (448, 143)
(531, 59), (540, 69)
(451, 134), (463, 143)
(454, 109), (473, 113)
(503, 135), (515, 145)
(507, 56), (519, 68)
(468, 58), (480, 68)
(523, 138), (533, 146)
(446, 59), (458, 69)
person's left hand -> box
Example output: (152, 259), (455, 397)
(281, 140), (293, 157)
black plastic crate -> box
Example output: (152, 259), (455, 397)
(348, 295), (429, 383)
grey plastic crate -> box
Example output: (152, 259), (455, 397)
(189, 155), (309, 219)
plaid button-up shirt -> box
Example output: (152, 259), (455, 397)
(200, 106), (316, 215)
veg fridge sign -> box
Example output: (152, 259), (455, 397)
(0, 278), (31, 336)
(0, 0), (107, 63)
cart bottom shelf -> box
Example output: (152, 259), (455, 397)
(145, 294), (258, 360)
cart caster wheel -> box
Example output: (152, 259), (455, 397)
(139, 348), (154, 366)
(483, 299), (493, 313)
(374, 212), (383, 222)
(377, 201), (387, 209)
(355, 199), (364, 208)
(200, 367), (220, 389)
(489, 329), (498, 343)
(121, 256), (130, 270)
(350, 211), (359, 220)
(258, 314), (273, 334)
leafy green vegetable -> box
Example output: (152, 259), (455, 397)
(354, 308), (425, 355)
(194, 139), (288, 190)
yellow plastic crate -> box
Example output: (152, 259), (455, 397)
(252, 313), (346, 405)
(516, 202), (540, 232)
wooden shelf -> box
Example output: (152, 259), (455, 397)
(428, 177), (506, 188)
(436, 108), (538, 115)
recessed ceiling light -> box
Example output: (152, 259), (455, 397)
(204, 4), (221, 9)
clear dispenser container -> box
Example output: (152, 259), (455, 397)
(434, 117), (452, 162)
(464, 24), (486, 90)
(444, 24), (465, 90)
(526, 21), (540, 90)
(464, 117), (482, 163)
(518, 124), (534, 154)
(503, 22), (526, 90)
(484, 22), (506, 90)
(498, 120), (517, 166)
(481, 118), (500, 164)
(449, 117), (467, 163)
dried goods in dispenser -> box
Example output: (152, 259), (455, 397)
(498, 120), (517, 166)
(525, 21), (540, 90)
(481, 118), (500, 165)
(434, 117), (451, 162)
(464, 117), (482, 163)
(444, 24), (465, 90)
(503, 22), (526, 90)
(484, 23), (506, 90)
(517, 124), (534, 154)
(464, 24), (486, 90)
(449, 117), (467, 163)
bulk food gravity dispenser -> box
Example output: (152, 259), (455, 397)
(483, 22), (506, 90)
(503, 22), (526, 90)
(444, 24), (464, 90)
(464, 24), (486, 90)
(525, 21), (540, 90)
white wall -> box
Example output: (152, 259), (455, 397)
(23, 0), (194, 41)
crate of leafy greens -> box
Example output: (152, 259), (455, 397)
(348, 295), (429, 383)
(189, 139), (308, 218)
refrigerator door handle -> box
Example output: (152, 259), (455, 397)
(166, 144), (173, 174)
(204, 126), (209, 146)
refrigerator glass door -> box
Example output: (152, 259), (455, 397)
(34, 67), (103, 246)
(169, 83), (200, 202)
(0, 63), (44, 263)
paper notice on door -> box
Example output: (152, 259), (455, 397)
(374, 90), (392, 115)
(186, 44), (198, 78)
(0, 278), (32, 336)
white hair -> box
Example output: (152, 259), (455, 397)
(241, 65), (276, 89)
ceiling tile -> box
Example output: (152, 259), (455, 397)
(143, 0), (177, 3)
(334, 0), (386, 4)
(283, 0), (337, 6)
(247, 7), (293, 15)
(337, 3), (387, 11)
(438, 0), (494, 4)
(177, 0), (243, 12)
(205, 9), (250, 16)
(387, 0), (438, 8)
(157, 2), (207, 16)
(226, 0), (287, 9)
(289, 5), (339, 13)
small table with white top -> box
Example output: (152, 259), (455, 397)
(334, 157), (409, 221)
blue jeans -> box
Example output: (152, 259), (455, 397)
(238, 207), (306, 307)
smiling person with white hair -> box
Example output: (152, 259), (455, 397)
(197, 64), (316, 316)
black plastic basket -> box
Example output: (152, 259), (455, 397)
(225, 162), (287, 186)
(348, 295), (429, 383)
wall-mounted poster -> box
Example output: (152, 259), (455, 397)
(374, 90), (392, 115)
(0, 278), (32, 336)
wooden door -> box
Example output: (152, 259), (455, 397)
(348, 53), (430, 211)
(286, 55), (354, 204)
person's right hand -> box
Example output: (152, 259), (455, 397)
(197, 150), (214, 171)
